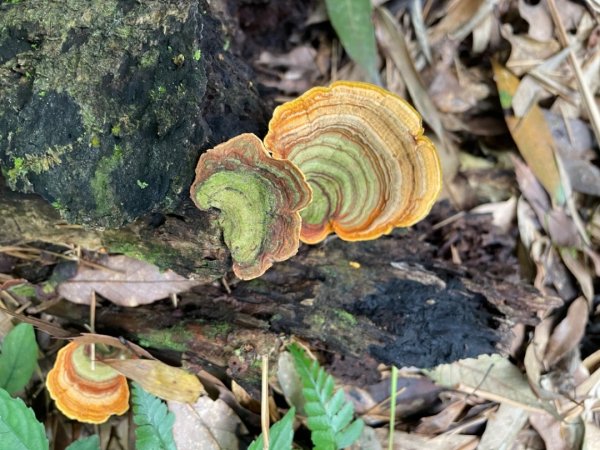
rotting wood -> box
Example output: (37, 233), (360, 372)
(0, 185), (561, 398)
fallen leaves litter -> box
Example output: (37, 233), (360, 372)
(168, 397), (246, 450)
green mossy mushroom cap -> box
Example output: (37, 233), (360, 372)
(190, 133), (312, 279)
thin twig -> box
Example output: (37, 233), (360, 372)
(261, 354), (270, 450)
(90, 291), (96, 371)
(388, 366), (398, 450)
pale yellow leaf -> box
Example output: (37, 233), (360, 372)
(105, 359), (204, 403)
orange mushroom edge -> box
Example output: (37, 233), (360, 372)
(46, 341), (130, 424)
(190, 133), (312, 280)
(264, 81), (442, 244)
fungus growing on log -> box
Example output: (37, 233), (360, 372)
(190, 133), (312, 280)
(265, 81), (442, 244)
(46, 342), (130, 424)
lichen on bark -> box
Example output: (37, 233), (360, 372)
(0, 0), (267, 227)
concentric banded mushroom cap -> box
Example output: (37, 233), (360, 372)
(264, 81), (442, 244)
(46, 342), (129, 424)
(190, 133), (312, 279)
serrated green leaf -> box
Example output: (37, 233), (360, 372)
(248, 407), (296, 450)
(0, 323), (38, 394)
(331, 402), (353, 432)
(0, 387), (49, 450)
(335, 418), (364, 449)
(308, 415), (331, 431)
(325, 0), (380, 84)
(328, 390), (346, 417)
(65, 435), (100, 450)
(288, 344), (364, 450)
(132, 383), (176, 450)
(312, 430), (336, 450)
(305, 402), (326, 416)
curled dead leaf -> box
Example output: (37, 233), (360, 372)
(544, 297), (589, 367)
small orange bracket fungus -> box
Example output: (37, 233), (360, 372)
(46, 342), (129, 424)
(190, 133), (312, 280)
(265, 81), (442, 244)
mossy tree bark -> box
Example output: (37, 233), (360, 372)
(0, 0), (268, 227)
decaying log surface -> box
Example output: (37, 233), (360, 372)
(0, 182), (228, 282)
(0, 185), (561, 397)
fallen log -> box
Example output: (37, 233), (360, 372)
(0, 184), (559, 397)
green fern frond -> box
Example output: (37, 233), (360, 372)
(132, 383), (176, 450)
(288, 344), (364, 450)
(248, 407), (296, 450)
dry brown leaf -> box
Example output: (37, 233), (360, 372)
(256, 45), (321, 96)
(347, 425), (383, 450)
(374, 7), (459, 182)
(425, 354), (557, 414)
(559, 250), (595, 300)
(512, 49), (571, 118)
(0, 307), (73, 338)
(429, 66), (489, 113)
(516, 196), (543, 251)
(73, 333), (155, 359)
(478, 403), (529, 450)
(545, 297), (589, 367)
(471, 12), (494, 53)
(583, 421), (600, 450)
(561, 160), (600, 197)
(573, 361), (600, 400)
(428, 0), (486, 45)
(501, 25), (561, 76)
(373, 428), (478, 450)
(544, 110), (595, 159)
(524, 316), (554, 398)
(105, 358), (204, 403)
(518, 0), (554, 42)
(168, 397), (246, 450)
(277, 350), (306, 415)
(529, 412), (584, 450)
(513, 157), (582, 249)
(531, 237), (578, 299)
(230, 380), (262, 416)
(470, 197), (517, 232)
(415, 399), (466, 434)
(58, 255), (199, 307)
(494, 62), (563, 202)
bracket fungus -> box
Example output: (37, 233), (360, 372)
(46, 342), (129, 424)
(265, 81), (442, 244)
(190, 133), (312, 280)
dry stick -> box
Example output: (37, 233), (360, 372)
(546, 0), (600, 145)
(388, 366), (398, 450)
(90, 291), (96, 371)
(261, 354), (270, 450)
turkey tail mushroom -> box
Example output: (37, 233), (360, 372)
(46, 342), (130, 424)
(265, 81), (442, 244)
(190, 133), (312, 280)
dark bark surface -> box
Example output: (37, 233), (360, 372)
(0, 0), (268, 227)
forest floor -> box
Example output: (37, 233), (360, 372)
(1, 0), (600, 449)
